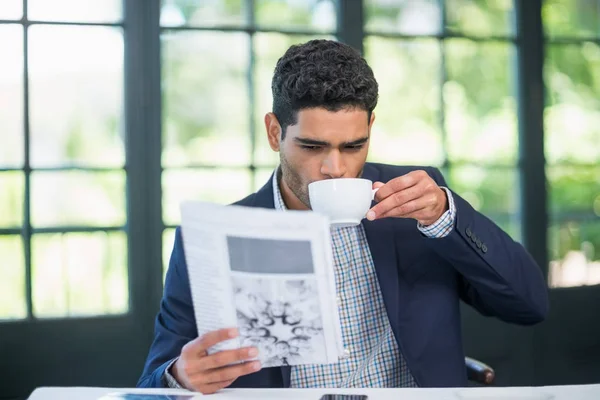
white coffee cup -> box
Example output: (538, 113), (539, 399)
(308, 178), (379, 228)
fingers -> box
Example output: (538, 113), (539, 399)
(377, 198), (430, 220)
(201, 360), (262, 385)
(183, 328), (238, 356)
(368, 181), (428, 220)
(368, 170), (445, 222)
(198, 346), (258, 370)
(177, 354), (260, 394)
(369, 182), (424, 218)
(175, 328), (263, 395)
(372, 181), (385, 190)
(373, 170), (423, 201)
(375, 189), (445, 225)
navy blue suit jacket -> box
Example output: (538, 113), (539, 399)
(137, 162), (549, 388)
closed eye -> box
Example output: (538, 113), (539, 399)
(345, 145), (364, 151)
(300, 145), (321, 151)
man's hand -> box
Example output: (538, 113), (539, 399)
(366, 170), (448, 226)
(172, 328), (261, 394)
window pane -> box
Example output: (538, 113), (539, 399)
(162, 32), (250, 167)
(163, 228), (176, 282)
(549, 222), (600, 288)
(31, 171), (126, 228)
(160, 0), (246, 27)
(32, 231), (128, 318)
(545, 43), (600, 164)
(445, 0), (515, 37)
(549, 166), (600, 214)
(548, 166), (600, 287)
(28, 0), (122, 23)
(447, 166), (520, 240)
(364, 37), (444, 166)
(253, 33), (333, 166)
(364, 0), (441, 35)
(255, 0), (336, 32)
(28, 26), (124, 168)
(0, 172), (24, 228)
(445, 39), (517, 165)
(543, 0), (600, 39)
(0, 235), (26, 320)
(0, 0), (22, 20)
(162, 169), (252, 225)
(548, 166), (600, 288)
(0, 25), (23, 167)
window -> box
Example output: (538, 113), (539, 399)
(0, 0), (128, 320)
(543, 0), (600, 288)
(364, 0), (521, 240)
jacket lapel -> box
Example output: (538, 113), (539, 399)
(359, 164), (402, 339)
(250, 171), (276, 209)
(280, 365), (291, 388)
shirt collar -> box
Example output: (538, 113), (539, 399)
(272, 166), (288, 211)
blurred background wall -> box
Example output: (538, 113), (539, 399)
(0, 0), (599, 399)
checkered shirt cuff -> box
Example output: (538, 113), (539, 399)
(417, 187), (456, 238)
(162, 357), (184, 389)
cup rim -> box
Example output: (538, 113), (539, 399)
(308, 177), (372, 189)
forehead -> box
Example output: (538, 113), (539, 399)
(289, 108), (369, 141)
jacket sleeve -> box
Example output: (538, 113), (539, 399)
(137, 227), (197, 387)
(426, 167), (549, 325)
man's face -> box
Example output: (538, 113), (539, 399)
(266, 107), (374, 209)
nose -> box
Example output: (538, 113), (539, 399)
(320, 150), (346, 178)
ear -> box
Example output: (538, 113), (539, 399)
(368, 111), (376, 130)
(364, 112), (375, 155)
(264, 112), (282, 151)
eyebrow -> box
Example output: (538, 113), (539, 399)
(294, 136), (369, 147)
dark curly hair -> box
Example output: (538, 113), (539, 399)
(271, 39), (379, 139)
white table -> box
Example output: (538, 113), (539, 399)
(27, 384), (600, 400)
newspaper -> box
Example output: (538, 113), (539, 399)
(179, 201), (345, 368)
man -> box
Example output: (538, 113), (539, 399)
(137, 39), (548, 393)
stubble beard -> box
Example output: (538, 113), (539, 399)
(279, 153), (312, 209)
